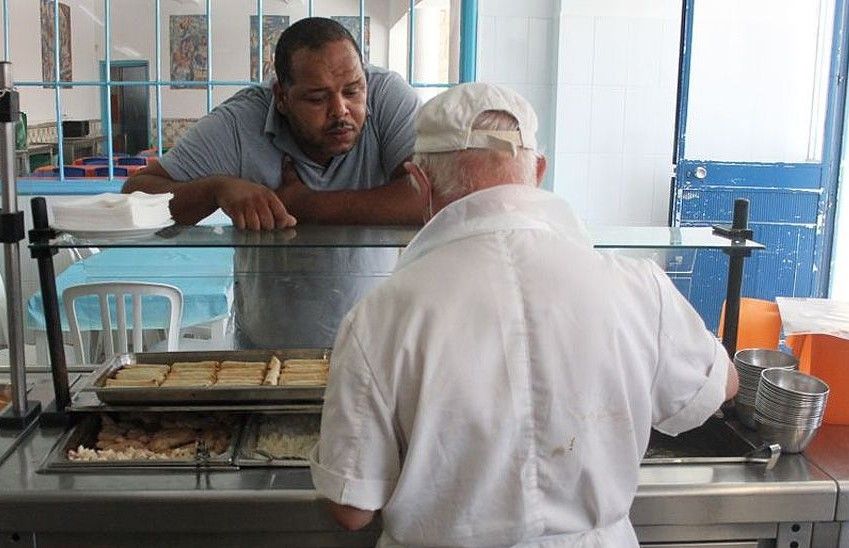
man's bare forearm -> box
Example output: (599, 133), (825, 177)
(287, 178), (423, 225)
(124, 172), (221, 225)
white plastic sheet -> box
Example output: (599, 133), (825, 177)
(776, 297), (849, 340)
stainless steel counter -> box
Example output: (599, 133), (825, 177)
(0, 380), (844, 547)
(803, 424), (849, 521)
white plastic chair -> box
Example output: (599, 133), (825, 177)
(63, 282), (183, 364)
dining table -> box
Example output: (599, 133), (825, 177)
(26, 247), (235, 363)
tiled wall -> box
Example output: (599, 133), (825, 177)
(553, 5), (681, 227)
(477, 0), (558, 189)
(477, 0), (681, 226)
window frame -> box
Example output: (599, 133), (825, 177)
(5, 0), (477, 191)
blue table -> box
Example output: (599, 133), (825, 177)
(26, 248), (234, 358)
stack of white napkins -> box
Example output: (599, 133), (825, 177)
(52, 192), (174, 231)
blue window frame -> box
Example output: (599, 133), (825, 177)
(3, 0), (477, 194)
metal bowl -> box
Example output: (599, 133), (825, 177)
(734, 400), (757, 430)
(760, 368), (829, 399)
(734, 349), (798, 372)
(734, 350), (798, 409)
(755, 417), (820, 453)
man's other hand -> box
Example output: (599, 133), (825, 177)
(275, 155), (315, 219)
(215, 178), (297, 231)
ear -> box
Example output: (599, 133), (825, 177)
(404, 161), (432, 198)
(273, 81), (288, 115)
(534, 154), (547, 187)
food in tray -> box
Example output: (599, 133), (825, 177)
(254, 415), (320, 460)
(105, 378), (160, 387)
(278, 358), (330, 387)
(171, 361), (218, 370)
(263, 357), (282, 386)
(101, 357), (324, 388)
(67, 413), (236, 462)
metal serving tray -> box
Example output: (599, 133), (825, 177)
(236, 407), (322, 467)
(40, 413), (242, 472)
(642, 415), (766, 465)
(82, 349), (329, 405)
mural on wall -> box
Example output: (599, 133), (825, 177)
(332, 16), (370, 64)
(40, 0), (72, 84)
(250, 15), (290, 82)
(170, 15), (208, 88)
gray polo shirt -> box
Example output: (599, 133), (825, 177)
(160, 65), (420, 348)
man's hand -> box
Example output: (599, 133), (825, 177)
(270, 155), (423, 225)
(275, 155), (315, 219)
(215, 178), (297, 231)
(124, 161), (297, 229)
(327, 500), (375, 531)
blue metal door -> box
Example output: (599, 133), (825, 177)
(672, 0), (848, 332)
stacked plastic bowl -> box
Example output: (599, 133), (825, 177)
(733, 349), (798, 429)
(754, 368), (829, 453)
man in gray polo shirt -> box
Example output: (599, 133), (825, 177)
(124, 18), (421, 348)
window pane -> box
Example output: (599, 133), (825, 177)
(212, 85), (247, 109)
(313, 0), (385, 68)
(686, 0), (835, 162)
(388, 0), (460, 84)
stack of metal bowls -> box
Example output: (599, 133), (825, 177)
(754, 368), (829, 453)
(733, 349), (798, 429)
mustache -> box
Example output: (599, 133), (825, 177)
(325, 120), (356, 133)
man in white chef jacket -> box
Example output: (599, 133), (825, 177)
(310, 82), (739, 547)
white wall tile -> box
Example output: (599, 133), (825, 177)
(559, 15), (594, 85)
(522, 85), (555, 153)
(476, 15), (497, 83)
(552, 153), (591, 216)
(555, 85), (592, 153)
(621, 154), (657, 225)
(623, 88), (676, 155)
(479, 0), (559, 19)
(626, 19), (663, 87)
(592, 17), (629, 86)
(587, 153), (623, 224)
(563, 0), (680, 19)
(651, 156), (674, 225)
(490, 17), (530, 84)
(659, 18), (682, 86)
(590, 87), (625, 154)
(527, 18), (555, 85)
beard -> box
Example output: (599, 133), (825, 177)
(285, 115), (363, 163)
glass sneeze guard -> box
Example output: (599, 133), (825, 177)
(31, 224), (765, 250)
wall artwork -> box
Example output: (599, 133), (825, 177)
(250, 15), (290, 82)
(170, 15), (208, 88)
(332, 16), (370, 64)
(40, 0), (72, 85)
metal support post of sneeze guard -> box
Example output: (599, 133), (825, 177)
(29, 197), (70, 425)
(0, 61), (41, 428)
(713, 198), (755, 359)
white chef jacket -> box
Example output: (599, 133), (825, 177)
(310, 184), (729, 547)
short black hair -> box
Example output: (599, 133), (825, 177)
(274, 17), (363, 85)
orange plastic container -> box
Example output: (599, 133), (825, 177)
(718, 298), (782, 350)
(786, 334), (849, 425)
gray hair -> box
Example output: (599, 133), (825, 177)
(412, 110), (538, 201)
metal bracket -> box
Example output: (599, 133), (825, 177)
(0, 88), (19, 124)
(27, 226), (59, 259)
(0, 211), (24, 244)
(712, 223), (754, 245)
(0, 401), (41, 429)
(777, 521), (812, 547)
